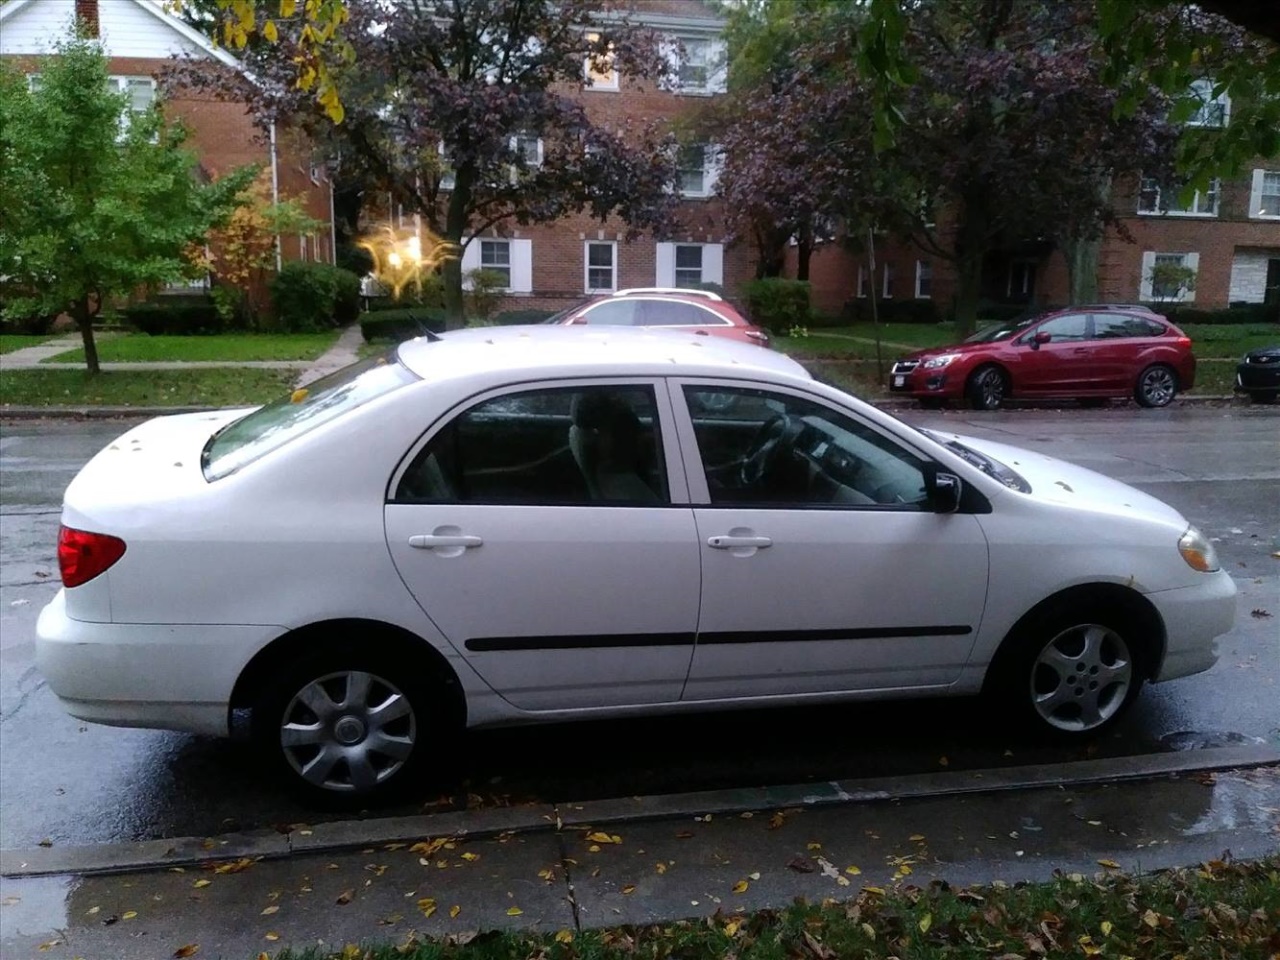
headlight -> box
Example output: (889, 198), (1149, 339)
(922, 353), (961, 369)
(1178, 525), (1220, 572)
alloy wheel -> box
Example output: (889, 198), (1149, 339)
(1029, 624), (1132, 733)
(1138, 367), (1176, 407)
(279, 670), (417, 792)
(973, 368), (1006, 409)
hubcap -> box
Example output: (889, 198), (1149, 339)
(1030, 624), (1132, 732)
(280, 671), (416, 792)
(1142, 369), (1174, 405)
(979, 371), (1004, 407)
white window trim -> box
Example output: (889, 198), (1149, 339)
(583, 32), (620, 92)
(461, 237), (532, 294)
(1249, 169), (1280, 219)
(479, 238), (514, 291)
(856, 266), (867, 298)
(914, 260), (933, 299)
(584, 240), (617, 294)
(1139, 251), (1200, 303)
(670, 34), (727, 96)
(509, 134), (545, 169)
(655, 242), (723, 288)
(1185, 78), (1230, 128)
(678, 144), (720, 199)
(882, 264), (894, 299)
(1137, 177), (1220, 218)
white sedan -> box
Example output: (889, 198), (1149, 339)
(37, 327), (1236, 804)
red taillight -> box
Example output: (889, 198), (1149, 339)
(1175, 336), (1192, 348)
(58, 525), (126, 588)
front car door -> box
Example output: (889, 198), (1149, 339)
(670, 381), (990, 701)
(1014, 312), (1096, 394)
(384, 381), (700, 711)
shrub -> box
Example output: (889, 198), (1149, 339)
(743, 278), (811, 336)
(843, 297), (942, 325)
(122, 300), (225, 335)
(1144, 303), (1278, 325)
(360, 307), (447, 342)
(368, 271), (446, 312)
(494, 308), (555, 325)
(332, 268), (362, 324)
(465, 268), (508, 324)
(269, 262), (346, 332)
(0, 310), (58, 335)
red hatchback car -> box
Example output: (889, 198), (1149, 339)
(890, 305), (1196, 409)
(545, 288), (771, 347)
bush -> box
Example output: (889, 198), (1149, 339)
(367, 271), (446, 312)
(1144, 303), (1279, 325)
(494, 308), (555, 325)
(122, 300), (225, 335)
(465, 268), (509, 324)
(360, 307), (447, 342)
(743, 278), (812, 336)
(0, 310), (59, 335)
(843, 297), (942, 325)
(269, 262), (361, 332)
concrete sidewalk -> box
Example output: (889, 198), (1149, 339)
(1, 752), (1276, 959)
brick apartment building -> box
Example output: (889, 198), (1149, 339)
(375, 0), (751, 312)
(0, 0), (336, 282)
(797, 169), (1280, 321)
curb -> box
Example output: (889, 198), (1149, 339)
(0, 396), (1249, 421)
(2, 744), (1275, 880)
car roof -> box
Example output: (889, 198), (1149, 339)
(396, 325), (806, 383)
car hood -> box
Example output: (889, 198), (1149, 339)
(1243, 344), (1280, 361)
(944, 433), (1187, 526)
(900, 341), (1001, 361)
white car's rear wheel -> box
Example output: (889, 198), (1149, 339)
(255, 648), (441, 805)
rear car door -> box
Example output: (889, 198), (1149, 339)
(1090, 312), (1168, 391)
(384, 381), (700, 711)
(670, 381), (990, 701)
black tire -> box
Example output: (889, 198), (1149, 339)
(1248, 390), (1278, 405)
(1134, 364), (1178, 408)
(252, 641), (452, 808)
(967, 365), (1008, 410)
(987, 601), (1147, 743)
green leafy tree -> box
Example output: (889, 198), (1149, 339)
(0, 31), (255, 373)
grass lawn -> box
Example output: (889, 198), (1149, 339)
(275, 857), (1278, 960)
(1180, 323), (1278, 359)
(41, 332), (340, 364)
(0, 333), (59, 355)
(0, 369), (293, 407)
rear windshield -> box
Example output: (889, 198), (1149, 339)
(201, 352), (418, 481)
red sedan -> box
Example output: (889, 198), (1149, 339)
(890, 306), (1196, 409)
(545, 288), (770, 347)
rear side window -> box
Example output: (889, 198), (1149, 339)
(1093, 313), (1166, 339)
(202, 353), (417, 481)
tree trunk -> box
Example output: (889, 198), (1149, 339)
(796, 221), (814, 282)
(443, 175), (470, 330)
(953, 254), (983, 337)
(75, 297), (100, 375)
(1064, 234), (1101, 305)
(442, 256), (465, 330)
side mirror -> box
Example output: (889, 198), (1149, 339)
(924, 465), (963, 513)
(1030, 330), (1052, 349)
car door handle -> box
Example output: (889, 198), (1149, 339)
(408, 534), (483, 549)
(707, 535), (772, 549)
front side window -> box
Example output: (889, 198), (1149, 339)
(396, 386), (668, 505)
(585, 242), (616, 293)
(1031, 313), (1089, 342)
(480, 240), (511, 287)
(683, 386), (929, 508)
(580, 300), (639, 325)
(203, 353), (417, 481)
(675, 245), (703, 287)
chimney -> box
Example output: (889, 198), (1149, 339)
(75, 0), (100, 38)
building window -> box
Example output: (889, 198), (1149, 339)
(511, 133), (543, 168)
(856, 266), (867, 298)
(585, 241), (616, 293)
(1250, 169), (1280, 218)
(882, 264), (894, 299)
(436, 142), (455, 191)
(481, 240), (512, 288)
(915, 260), (933, 299)
(584, 32), (619, 91)
(674, 245), (703, 287)
(678, 37), (712, 92)
(1140, 251), (1199, 302)
(679, 144), (709, 196)
(1186, 78), (1229, 128)
(1137, 177), (1219, 217)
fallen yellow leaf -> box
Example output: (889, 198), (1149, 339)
(655, 862), (667, 874)
(335, 889), (354, 905)
(261, 905), (279, 916)
(919, 913), (932, 933)
(864, 886), (886, 896)
(1101, 920), (1113, 936)
(587, 844), (601, 853)
(732, 880), (749, 893)
(1142, 909), (1159, 928)
(860, 922), (876, 940)
(193, 880), (211, 889)
(909, 834), (926, 842)
(622, 884), (636, 895)
(537, 868), (555, 881)
(460, 852), (479, 862)
(554, 930), (574, 944)
(846, 866), (862, 876)
(122, 911), (137, 920)
(450, 905), (460, 918)
(265, 933), (279, 941)
(806, 842), (822, 851)
(586, 832), (621, 844)
(1097, 859), (1121, 869)
(173, 946), (199, 959)
(290, 388), (309, 404)
(724, 919), (741, 937)
(86, 906), (101, 915)
(507, 906), (523, 916)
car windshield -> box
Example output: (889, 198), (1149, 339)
(963, 313), (1044, 344)
(917, 428), (1032, 493)
(201, 351), (418, 481)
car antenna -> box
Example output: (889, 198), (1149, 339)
(408, 313), (443, 341)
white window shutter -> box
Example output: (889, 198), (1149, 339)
(1183, 252), (1200, 302)
(511, 239), (533, 293)
(1249, 169), (1265, 217)
(702, 243), (724, 286)
(655, 243), (675, 286)
(1139, 251), (1156, 300)
(460, 238), (481, 290)
(708, 38), (728, 94)
(660, 36), (681, 88)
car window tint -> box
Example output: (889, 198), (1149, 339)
(682, 386), (929, 509)
(638, 300), (730, 327)
(396, 386), (668, 505)
(580, 300), (638, 325)
(1093, 313), (1166, 339)
(1033, 313), (1089, 342)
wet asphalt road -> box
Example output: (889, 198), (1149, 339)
(1, 406), (1277, 849)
